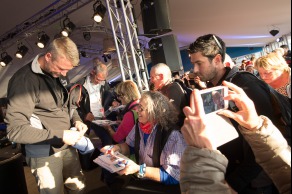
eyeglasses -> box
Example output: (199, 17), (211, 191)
(137, 104), (146, 112)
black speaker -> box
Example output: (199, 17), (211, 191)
(148, 34), (183, 72)
(140, 0), (172, 38)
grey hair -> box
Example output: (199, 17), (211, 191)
(141, 91), (178, 130)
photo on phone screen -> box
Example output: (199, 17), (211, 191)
(199, 86), (228, 114)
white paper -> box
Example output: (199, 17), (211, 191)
(205, 113), (239, 147)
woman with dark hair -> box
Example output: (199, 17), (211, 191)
(100, 91), (187, 194)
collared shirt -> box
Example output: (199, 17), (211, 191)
(126, 125), (187, 181)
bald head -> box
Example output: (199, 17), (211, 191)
(150, 63), (172, 90)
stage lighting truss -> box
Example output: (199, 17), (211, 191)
(93, 0), (107, 23)
(36, 31), (50, 48)
(0, 52), (13, 67)
(15, 43), (29, 59)
(61, 16), (76, 37)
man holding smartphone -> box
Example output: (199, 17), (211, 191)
(186, 34), (280, 194)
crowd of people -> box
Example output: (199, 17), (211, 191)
(2, 33), (291, 194)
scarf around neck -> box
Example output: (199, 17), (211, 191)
(139, 122), (153, 134)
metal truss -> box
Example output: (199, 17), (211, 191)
(0, 0), (93, 50)
(105, 0), (149, 91)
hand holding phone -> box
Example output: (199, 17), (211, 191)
(199, 86), (228, 114)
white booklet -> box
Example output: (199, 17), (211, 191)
(92, 119), (118, 126)
(93, 151), (130, 173)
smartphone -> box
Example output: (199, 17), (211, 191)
(199, 86), (228, 114)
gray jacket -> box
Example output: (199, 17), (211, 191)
(5, 55), (81, 157)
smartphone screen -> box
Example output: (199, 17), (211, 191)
(199, 86), (228, 114)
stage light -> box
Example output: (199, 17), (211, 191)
(0, 52), (12, 67)
(36, 31), (50, 48)
(61, 16), (76, 37)
(276, 37), (284, 42)
(15, 43), (28, 59)
(269, 29), (279, 37)
(102, 54), (111, 62)
(83, 32), (91, 41)
(93, 0), (107, 23)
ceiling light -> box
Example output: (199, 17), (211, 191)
(276, 37), (284, 42)
(61, 16), (76, 37)
(93, 0), (107, 23)
(269, 29), (279, 37)
(36, 31), (50, 48)
(15, 44), (28, 59)
(0, 52), (12, 67)
(83, 32), (91, 41)
(102, 54), (111, 63)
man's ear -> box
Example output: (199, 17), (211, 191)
(214, 54), (223, 64)
(44, 52), (52, 62)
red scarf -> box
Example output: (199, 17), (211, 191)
(139, 122), (153, 134)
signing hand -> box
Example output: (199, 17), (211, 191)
(217, 81), (261, 131)
(63, 130), (82, 145)
(181, 89), (216, 150)
(74, 121), (88, 136)
(116, 160), (139, 176)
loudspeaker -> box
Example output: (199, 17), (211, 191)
(140, 0), (172, 38)
(148, 34), (183, 72)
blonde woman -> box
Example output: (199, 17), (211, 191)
(103, 80), (141, 143)
(255, 52), (291, 98)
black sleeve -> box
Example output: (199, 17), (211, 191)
(224, 73), (276, 192)
(232, 73), (275, 122)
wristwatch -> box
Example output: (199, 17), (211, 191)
(137, 163), (146, 178)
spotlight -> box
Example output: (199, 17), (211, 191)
(61, 16), (76, 37)
(269, 29), (279, 36)
(276, 37), (284, 42)
(15, 43), (28, 59)
(36, 31), (50, 48)
(93, 0), (107, 23)
(102, 54), (111, 62)
(83, 32), (91, 41)
(80, 51), (89, 58)
(0, 52), (12, 67)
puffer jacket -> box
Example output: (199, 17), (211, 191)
(239, 116), (291, 194)
(180, 116), (291, 194)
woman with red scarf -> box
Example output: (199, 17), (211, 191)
(100, 91), (187, 194)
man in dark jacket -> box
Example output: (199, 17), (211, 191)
(5, 37), (87, 194)
(150, 63), (188, 127)
(73, 57), (115, 145)
(187, 34), (280, 194)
